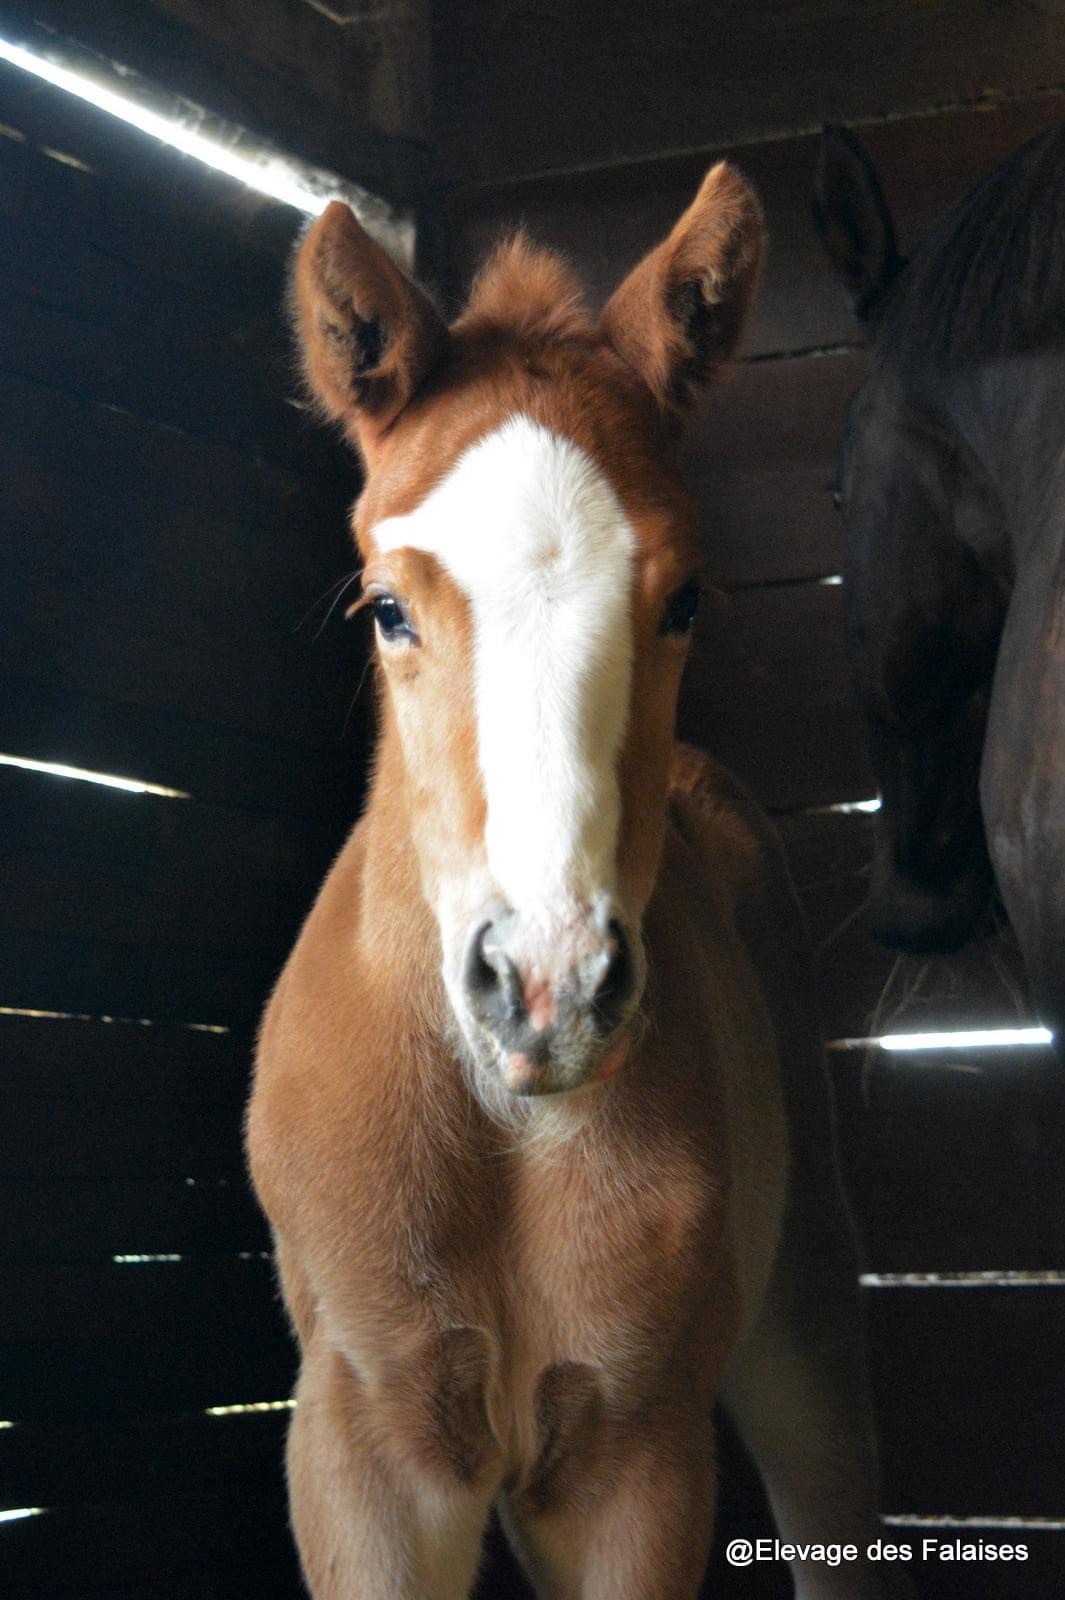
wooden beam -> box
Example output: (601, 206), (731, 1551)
(431, 0), (1065, 188)
(0, 0), (427, 202)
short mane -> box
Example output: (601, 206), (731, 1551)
(876, 122), (1065, 376)
(457, 233), (592, 344)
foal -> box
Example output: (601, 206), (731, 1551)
(247, 166), (907, 1599)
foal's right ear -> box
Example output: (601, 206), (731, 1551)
(291, 202), (448, 455)
(813, 127), (905, 324)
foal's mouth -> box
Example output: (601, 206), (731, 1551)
(497, 1021), (635, 1097)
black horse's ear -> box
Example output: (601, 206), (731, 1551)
(813, 126), (905, 324)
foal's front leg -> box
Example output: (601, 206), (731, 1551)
(501, 1404), (718, 1600)
(287, 1337), (499, 1600)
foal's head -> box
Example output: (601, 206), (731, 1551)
(292, 166), (762, 1098)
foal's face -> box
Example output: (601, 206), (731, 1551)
(358, 381), (700, 1093)
(292, 167), (763, 1093)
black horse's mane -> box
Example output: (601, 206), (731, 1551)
(877, 121), (1065, 372)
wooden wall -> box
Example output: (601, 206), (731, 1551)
(431, 3), (1065, 1594)
(0, 49), (366, 1599)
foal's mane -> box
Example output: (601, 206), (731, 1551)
(458, 233), (593, 344)
(877, 122), (1065, 374)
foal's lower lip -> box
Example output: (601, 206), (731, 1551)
(503, 1051), (543, 1092)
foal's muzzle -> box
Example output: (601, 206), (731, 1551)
(460, 905), (638, 1093)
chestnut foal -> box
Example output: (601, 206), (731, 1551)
(247, 166), (909, 1599)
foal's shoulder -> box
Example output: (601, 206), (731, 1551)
(666, 744), (823, 1073)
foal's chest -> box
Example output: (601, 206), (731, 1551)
(504, 1137), (723, 1352)
(416, 1127), (723, 1388)
(359, 1124), (729, 1492)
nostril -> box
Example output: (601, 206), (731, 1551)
(464, 921), (498, 998)
(595, 920), (635, 1017)
(464, 921), (524, 1022)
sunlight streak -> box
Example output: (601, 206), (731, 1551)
(878, 1026), (1053, 1051)
(0, 33), (333, 214)
(0, 751), (189, 798)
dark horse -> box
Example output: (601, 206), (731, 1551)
(813, 122), (1065, 1045)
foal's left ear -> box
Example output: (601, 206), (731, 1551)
(291, 201), (448, 454)
(600, 162), (764, 416)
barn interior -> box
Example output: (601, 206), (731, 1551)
(1, 1), (1063, 1595)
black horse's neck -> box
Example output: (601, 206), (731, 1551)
(940, 353), (1065, 578)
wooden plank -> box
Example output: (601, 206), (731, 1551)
(1, 1488), (303, 1598)
(0, 850), (293, 964)
(682, 354), (861, 587)
(0, 1407), (287, 1508)
(868, 1284), (1065, 1518)
(0, 367), (367, 753)
(0, 1093), (248, 1180)
(431, 0), (1065, 186)
(151, 0), (431, 147)
(0, 676), (364, 821)
(0, 771), (330, 1021)
(0, 327), (349, 615)
(0, 61), (306, 309)
(0, 122), (357, 476)
(0, 1175), (270, 1262)
(831, 1045), (1065, 1273)
(0, 600), (355, 758)
(0, 1014), (251, 1102)
(0, 1333), (296, 1422)
(0, 928), (281, 1027)
(0, 767), (328, 958)
(780, 810), (1036, 1039)
(0, 1257), (277, 1343)
(440, 96), (1065, 359)
(0, 196), (343, 476)
(678, 583), (873, 811)
(0, 0), (425, 203)
(0, 1407), (287, 1509)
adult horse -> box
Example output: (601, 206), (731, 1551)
(247, 168), (910, 1599)
(814, 123), (1065, 1045)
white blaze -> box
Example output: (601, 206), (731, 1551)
(374, 416), (635, 925)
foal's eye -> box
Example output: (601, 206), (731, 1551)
(660, 580), (702, 638)
(371, 594), (417, 644)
